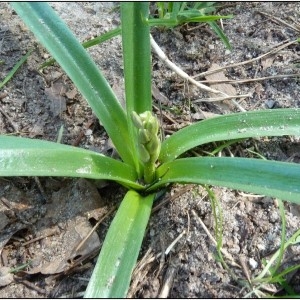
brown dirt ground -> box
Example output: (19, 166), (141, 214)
(1, 2), (300, 298)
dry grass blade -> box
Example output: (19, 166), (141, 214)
(191, 209), (240, 268)
(158, 258), (179, 298)
(74, 205), (116, 254)
(199, 73), (300, 85)
(255, 11), (300, 33)
(193, 39), (298, 78)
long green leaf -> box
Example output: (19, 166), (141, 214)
(121, 2), (152, 114)
(11, 2), (134, 166)
(121, 3), (152, 177)
(84, 190), (155, 298)
(0, 49), (33, 89)
(149, 157), (300, 204)
(207, 20), (231, 49)
(39, 27), (122, 70)
(160, 108), (300, 163)
(0, 136), (143, 190)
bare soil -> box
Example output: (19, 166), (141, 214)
(1, 2), (300, 298)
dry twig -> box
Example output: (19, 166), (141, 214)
(193, 39), (298, 79)
(199, 73), (300, 85)
(191, 209), (240, 268)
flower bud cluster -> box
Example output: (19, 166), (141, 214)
(131, 111), (161, 164)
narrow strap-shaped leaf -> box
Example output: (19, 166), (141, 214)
(160, 108), (300, 163)
(121, 2), (152, 176)
(40, 27), (122, 70)
(84, 190), (155, 298)
(0, 136), (142, 190)
(121, 2), (152, 114)
(0, 49), (33, 89)
(11, 2), (134, 166)
(149, 157), (300, 204)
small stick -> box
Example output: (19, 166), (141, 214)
(34, 176), (47, 203)
(194, 93), (250, 103)
(199, 73), (300, 85)
(256, 11), (300, 33)
(23, 228), (58, 246)
(239, 255), (252, 287)
(193, 39), (298, 79)
(165, 230), (186, 255)
(191, 209), (240, 268)
(158, 258), (179, 298)
(14, 276), (46, 294)
(58, 292), (85, 298)
(0, 107), (18, 132)
(74, 205), (116, 253)
(153, 104), (178, 124)
(152, 185), (192, 213)
(155, 234), (166, 279)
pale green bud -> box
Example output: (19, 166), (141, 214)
(144, 118), (159, 136)
(139, 111), (152, 123)
(131, 111), (143, 129)
(147, 135), (161, 163)
(138, 144), (150, 163)
(138, 128), (150, 144)
(145, 134), (159, 154)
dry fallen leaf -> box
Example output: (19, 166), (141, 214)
(0, 267), (14, 287)
(205, 63), (237, 112)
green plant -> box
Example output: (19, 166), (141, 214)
(244, 211), (300, 298)
(150, 2), (232, 49)
(208, 191), (300, 298)
(3, 2), (300, 298)
(0, 49), (33, 89)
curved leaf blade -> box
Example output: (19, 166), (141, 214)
(11, 2), (134, 166)
(84, 190), (155, 298)
(0, 136), (142, 190)
(150, 157), (300, 204)
(160, 108), (300, 163)
(0, 49), (33, 89)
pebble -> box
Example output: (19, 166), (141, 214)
(266, 99), (276, 109)
(85, 129), (93, 136)
(249, 257), (258, 270)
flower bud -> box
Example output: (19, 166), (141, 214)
(138, 144), (150, 163)
(131, 111), (143, 129)
(138, 128), (150, 144)
(144, 118), (159, 136)
(139, 111), (152, 124)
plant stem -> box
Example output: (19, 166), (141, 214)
(144, 161), (155, 183)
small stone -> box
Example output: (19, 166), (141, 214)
(249, 257), (258, 270)
(266, 99), (275, 109)
(85, 129), (93, 136)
